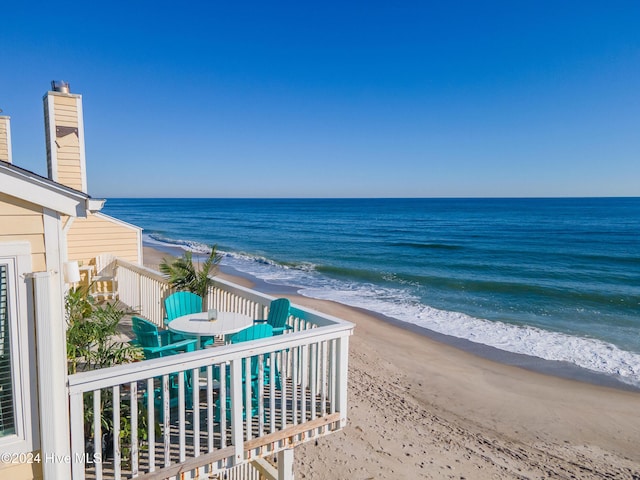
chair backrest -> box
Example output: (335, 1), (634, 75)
(266, 298), (290, 329)
(132, 316), (162, 348)
(231, 324), (274, 344)
(231, 324), (274, 378)
(95, 253), (117, 276)
(164, 291), (203, 323)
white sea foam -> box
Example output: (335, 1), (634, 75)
(145, 233), (213, 254)
(145, 234), (640, 387)
(146, 234), (314, 273)
(301, 283), (640, 387)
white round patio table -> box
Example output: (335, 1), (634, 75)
(168, 311), (253, 349)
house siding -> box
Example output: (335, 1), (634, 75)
(44, 93), (85, 192)
(67, 212), (141, 265)
(0, 193), (46, 272)
(0, 460), (43, 480)
(0, 117), (11, 164)
(52, 96), (82, 191)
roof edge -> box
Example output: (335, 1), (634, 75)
(0, 160), (102, 217)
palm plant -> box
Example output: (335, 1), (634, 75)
(159, 245), (222, 303)
(66, 286), (143, 374)
(65, 289), (148, 463)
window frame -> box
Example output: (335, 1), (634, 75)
(0, 242), (37, 454)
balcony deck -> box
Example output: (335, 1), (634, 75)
(66, 259), (354, 480)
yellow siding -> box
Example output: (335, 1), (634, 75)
(56, 171), (83, 191)
(53, 97), (78, 128)
(0, 457), (43, 480)
(53, 95), (77, 107)
(5, 216), (44, 235)
(54, 104), (77, 113)
(0, 193), (47, 271)
(0, 197), (43, 215)
(0, 118), (8, 162)
(48, 94), (84, 191)
(67, 213), (140, 266)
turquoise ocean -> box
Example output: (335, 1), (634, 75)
(102, 198), (640, 388)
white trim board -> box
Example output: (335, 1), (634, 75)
(0, 241), (38, 455)
(0, 162), (91, 217)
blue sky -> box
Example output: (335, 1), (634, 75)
(1, 1), (639, 198)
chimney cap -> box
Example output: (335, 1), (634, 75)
(51, 80), (70, 94)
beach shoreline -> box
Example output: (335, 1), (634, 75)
(145, 245), (637, 393)
(143, 246), (640, 479)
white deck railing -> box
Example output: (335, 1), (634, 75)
(116, 261), (283, 328)
(67, 260), (354, 480)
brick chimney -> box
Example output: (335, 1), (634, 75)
(0, 113), (12, 164)
(43, 81), (87, 192)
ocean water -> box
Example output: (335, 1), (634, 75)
(102, 198), (640, 387)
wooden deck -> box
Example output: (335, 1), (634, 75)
(67, 259), (353, 480)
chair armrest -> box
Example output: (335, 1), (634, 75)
(167, 338), (198, 352)
(93, 274), (115, 281)
(157, 329), (195, 345)
(272, 325), (294, 335)
(143, 338), (197, 356)
(253, 319), (268, 323)
(167, 330), (197, 343)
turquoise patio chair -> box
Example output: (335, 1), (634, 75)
(232, 323), (281, 389)
(164, 291), (214, 346)
(254, 298), (292, 335)
(131, 316), (197, 359)
(215, 324), (278, 422)
(231, 323), (274, 344)
(164, 291), (203, 323)
(131, 316), (196, 416)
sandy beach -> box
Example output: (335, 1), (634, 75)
(144, 247), (640, 479)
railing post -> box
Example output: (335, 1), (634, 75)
(230, 358), (245, 465)
(69, 391), (85, 480)
(29, 272), (73, 480)
(277, 448), (294, 480)
(335, 335), (350, 428)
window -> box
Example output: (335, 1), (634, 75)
(0, 263), (16, 437)
(0, 243), (36, 454)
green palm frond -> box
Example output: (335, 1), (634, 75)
(160, 245), (222, 298)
